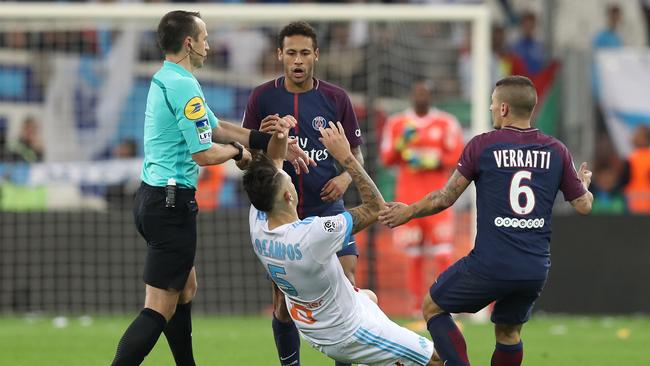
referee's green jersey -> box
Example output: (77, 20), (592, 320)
(141, 61), (219, 189)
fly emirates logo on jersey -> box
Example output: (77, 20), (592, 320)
(297, 137), (330, 162)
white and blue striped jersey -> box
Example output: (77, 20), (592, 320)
(248, 205), (359, 345)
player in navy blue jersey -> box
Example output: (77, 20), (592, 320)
(379, 76), (593, 366)
(242, 21), (364, 366)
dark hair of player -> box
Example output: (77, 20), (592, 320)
(157, 10), (202, 54)
(277, 21), (318, 50)
(243, 154), (284, 212)
(495, 75), (538, 118)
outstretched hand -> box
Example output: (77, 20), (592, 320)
(287, 137), (317, 174)
(319, 121), (351, 162)
(378, 202), (412, 228)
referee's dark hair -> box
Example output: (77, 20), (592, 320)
(278, 21), (318, 50)
(243, 154), (284, 212)
(157, 10), (202, 54)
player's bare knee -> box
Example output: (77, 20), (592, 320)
(179, 279), (197, 304)
(144, 285), (179, 321)
(422, 293), (443, 321)
(494, 323), (522, 345)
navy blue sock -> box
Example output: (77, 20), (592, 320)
(163, 302), (195, 366)
(426, 313), (470, 366)
(334, 361), (351, 366)
(112, 308), (167, 366)
(491, 342), (523, 366)
(272, 315), (300, 366)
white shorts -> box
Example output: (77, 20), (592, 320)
(307, 291), (434, 366)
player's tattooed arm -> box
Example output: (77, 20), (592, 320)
(342, 155), (385, 233)
(319, 121), (385, 233)
(379, 170), (470, 228)
(570, 192), (593, 215)
(412, 170), (470, 218)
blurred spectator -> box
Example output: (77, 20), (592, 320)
(319, 22), (365, 91)
(590, 165), (628, 214)
(593, 4), (623, 49)
(624, 125), (650, 214)
(592, 5), (625, 133)
(492, 24), (528, 80)
(111, 138), (137, 159)
(8, 116), (43, 163)
(458, 24), (528, 99)
(380, 80), (464, 317)
(105, 138), (138, 209)
(642, 0), (650, 45)
(510, 11), (545, 76)
(195, 165), (225, 212)
(216, 26), (269, 76)
(590, 134), (628, 214)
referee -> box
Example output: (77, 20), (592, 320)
(111, 11), (307, 366)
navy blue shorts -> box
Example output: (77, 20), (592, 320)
(317, 205), (359, 257)
(429, 258), (546, 324)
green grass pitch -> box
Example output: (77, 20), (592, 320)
(1, 314), (649, 365)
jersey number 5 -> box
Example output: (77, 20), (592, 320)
(509, 170), (536, 215)
(268, 264), (298, 296)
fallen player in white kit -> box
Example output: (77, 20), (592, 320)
(242, 120), (441, 366)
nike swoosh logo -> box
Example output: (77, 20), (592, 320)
(280, 351), (297, 361)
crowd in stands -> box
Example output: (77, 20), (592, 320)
(0, 1), (649, 215)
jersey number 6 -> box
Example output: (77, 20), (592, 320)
(509, 170), (536, 215)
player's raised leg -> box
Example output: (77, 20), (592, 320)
(272, 283), (301, 366)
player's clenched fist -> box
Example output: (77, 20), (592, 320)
(319, 121), (351, 162)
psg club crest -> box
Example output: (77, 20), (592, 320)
(312, 116), (327, 130)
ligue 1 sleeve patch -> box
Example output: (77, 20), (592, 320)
(184, 96), (207, 120)
(195, 119), (212, 144)
(322, 217), (344, 233)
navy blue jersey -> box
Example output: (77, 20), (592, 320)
(456, 126), (586, 280)
(243, 77), (363, 218)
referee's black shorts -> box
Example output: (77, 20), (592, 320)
(134, 182), (198, 291)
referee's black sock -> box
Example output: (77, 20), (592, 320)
(164, 301), (196, 366)
(112, 308), (167, 366)
(272, 314), (300, 366)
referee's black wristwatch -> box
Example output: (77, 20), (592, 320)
(229, 141), (244, 161)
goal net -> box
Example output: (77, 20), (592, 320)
(0, 3), (489, 315)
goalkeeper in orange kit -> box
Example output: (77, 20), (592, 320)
(380, 80), (464, 316)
